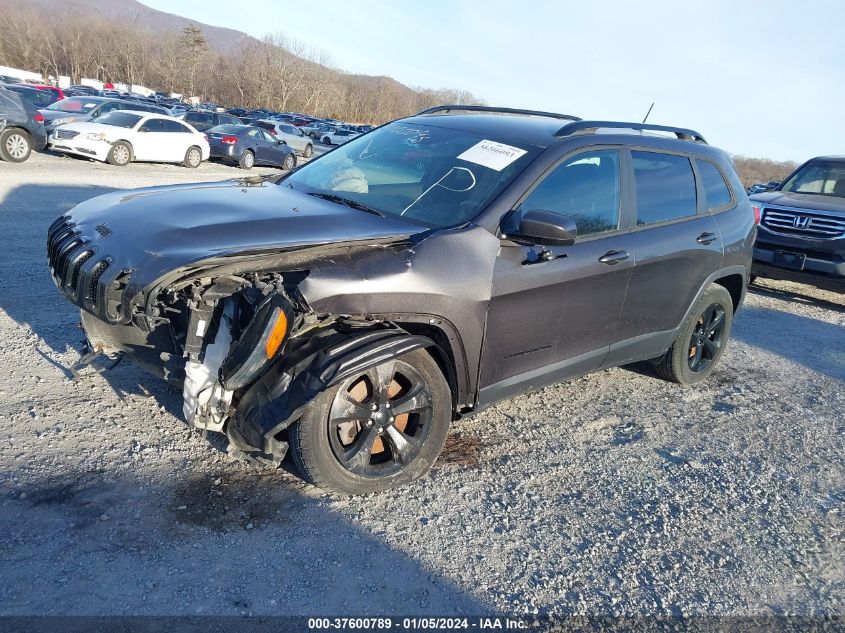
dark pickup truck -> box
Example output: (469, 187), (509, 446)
(750, 156), (845, 291)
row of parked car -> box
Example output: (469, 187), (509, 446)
(0, 79), (373, 168)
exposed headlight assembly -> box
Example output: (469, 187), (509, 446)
(220, 293), (293, 390)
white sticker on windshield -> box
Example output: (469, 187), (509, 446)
(84, 103), (96, 108)
(457, 139), (527, 171)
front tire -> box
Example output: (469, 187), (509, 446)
(282, 153), (296, 171)
(239, 150), (254, 170)
(106, 141), (131, 166)
(655, 284), (734, 385)
(289, 349), (451, 494)
(303, 144), (313, 158)
(183, 145), (202, 168)
(322, 136), (332, 145)
(0, 129), (32, 162)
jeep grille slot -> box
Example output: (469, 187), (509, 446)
(761, 207), (845, 239)
(68, 250), (94, 291)
(86, 260), (111, 304)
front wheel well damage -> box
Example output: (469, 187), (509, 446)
(147, 268), (465, 466)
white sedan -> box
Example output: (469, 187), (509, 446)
(320, 128), (361, 146)
(48, 110), (210, 167)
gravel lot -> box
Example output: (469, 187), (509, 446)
(0, 152), (842, 619)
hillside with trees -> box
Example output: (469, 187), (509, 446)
(0, 0), (481, 123)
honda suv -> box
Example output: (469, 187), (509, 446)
(47, 106), (754, 494)
(750, 156), (845, 291)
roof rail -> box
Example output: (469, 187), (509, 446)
(416, 105), (581, 122)
(555, 120), (708, 144)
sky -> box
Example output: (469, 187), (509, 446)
(140, 0), (845, 162)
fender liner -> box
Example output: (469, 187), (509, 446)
(226, 327), (437, 464)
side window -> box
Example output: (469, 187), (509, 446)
(160, 120), (188, 133)
(261, 130), (276, 143)
(96, 102), (120, 116)
(186, 112), (212, 125)
(632, 151), (697, 225)
(138, 118), (165, 132)
(697, 160), (733, 210)
(520, 149), (621, 237)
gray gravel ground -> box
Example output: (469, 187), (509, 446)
(0, 152), (842, 619)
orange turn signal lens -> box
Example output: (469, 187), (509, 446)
(264, 308), (288, 359)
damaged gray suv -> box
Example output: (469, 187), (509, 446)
(48, 105), (755, 494)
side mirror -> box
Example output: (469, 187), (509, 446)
(514, 209), (577, 246)
(278, 139), (286, 145)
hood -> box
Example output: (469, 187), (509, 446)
(59, 180), (423, 303)
(750, 190), (845, 214)
(56, 120), (122, 137)
(40, 109), (88, 124)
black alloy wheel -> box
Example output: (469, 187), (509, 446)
(327, 361), (434, 478)
(288, 348), (451, 494)
(687, 303), (726, 373)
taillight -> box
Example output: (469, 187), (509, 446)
(269, 129), (277, 135)
(751, 204), (762, 224)
(221, 136), (237, 144)
(203, 134), (208, 142)
(34, 113), (44, 123)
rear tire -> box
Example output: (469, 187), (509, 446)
(322, 136), (332, 145)
(289, 349), (451, 495)
(655, 284), (734, 385)
(0, 128), (32, 163)
(282, 153), (296, 171)
(303, 144), (313, 158)
(239, 150), (254, 170)
(183, 145), (202, 168)
(106, 141), (131, 166)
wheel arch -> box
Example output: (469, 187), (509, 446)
(228, 325), (454, 465)
(678, 265), (748, 328)
(713, 272), (745, 313)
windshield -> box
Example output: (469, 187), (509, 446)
(283, 121), (539, 227)
(47, 97), (101, 114)
(781, 161), (845, 197)
(95, 111), (143, 128)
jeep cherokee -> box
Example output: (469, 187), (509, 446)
(750, 155), (845, 291)
(47, 105), (755, 494)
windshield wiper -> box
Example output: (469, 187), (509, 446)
(307, 192), (384, 217)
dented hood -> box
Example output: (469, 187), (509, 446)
(57, 179), (422, 313)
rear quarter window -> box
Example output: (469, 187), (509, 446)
(697, 160), (733, 210)
(632, 151), (697, 225)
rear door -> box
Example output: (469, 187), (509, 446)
(247, 128), (271, 163)
(604, 149), (724, 365)
(160, 119), (194, 161)
(479, 147), (635, 403)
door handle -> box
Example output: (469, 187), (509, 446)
(598, 250), (630, 265)
(697, 232), (718, 245)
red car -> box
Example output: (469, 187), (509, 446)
(31, 84), (65, 101)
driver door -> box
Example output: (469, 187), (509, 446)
(478, 148), (635, 404)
